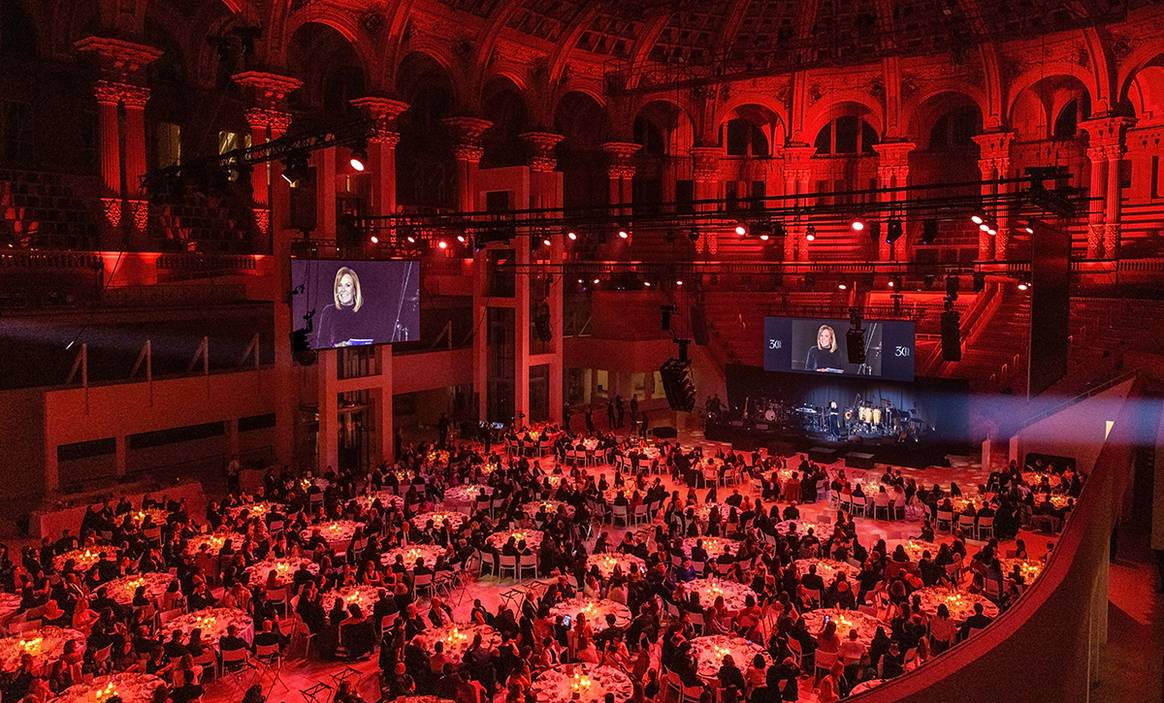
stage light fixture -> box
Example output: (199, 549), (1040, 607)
(406, 234), (417, 244)
(349, 141), (368, 172)
(850, 218), (866, 232)
(887, 278), (895, 288)
(567, 230), (578, 241)
(805, 225), (817, 242)
(986, 227), (997, 236)
(735, 222), (748, 236)
(437, 239), (449, 250)
(978, 223), (991, 232)
(617, 227), (630, 239)
(592, 277), (601, 285)
(643, 281), (652, 287)
(369, 235), (379, 244)
(971, 214), (984, 225)
(456, 234), (467, 244)
(921, 219), (939, 244)
(889, 274), (903, 290)
(281, 155), (308, 188)
(759, 232), (770, 241)
(1024, 223), (1035, 234)
(885, 218), (903, 243)
(542, 237), (552, 246)
(838, 283), (848, 290)
(675, 279), (684, 286)
(1017, 278), (1030, 291)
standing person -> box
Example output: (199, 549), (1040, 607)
(639, 411), (649, 439)
(629, 396), (639, 427)
(563, 404), (572, 433)
(437, 413), (450, 448)
(607, 399), (616, 430)
(615, 395), (625, 429)
(585, 406), (595, 434)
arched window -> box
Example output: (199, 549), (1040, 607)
(929, 107), (982, 150)
(723, 118), (769, 157)
(814, 116), (879, 155)
(1053, 99), (1086, 140)
(633, 116), (665, 157)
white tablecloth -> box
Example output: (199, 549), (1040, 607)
(163, 608), (253, 649)
(548, 597), (630, 633)
(531, 664), (633, 703)
(689, 634), (769, 679)
(51, 673), (165, 703)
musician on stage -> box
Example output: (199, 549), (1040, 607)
(805, 324), (846, 373)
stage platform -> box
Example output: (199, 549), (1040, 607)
(704, 421), (953, 469)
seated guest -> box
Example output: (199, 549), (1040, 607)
(959, 602), (993, 639)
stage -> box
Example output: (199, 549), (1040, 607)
(704, 418), (952, 468)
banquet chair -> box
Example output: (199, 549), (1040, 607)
(611, 505), (629, 527)
(10, 618), (41, 633)
(518, 555), (539, 580)
(379, 612), (400, 634)
(786, 637), (803, 668)
(413, 573), (435, 598)
(945, 562), (964, 586)
(632, 504), (649, 526)
(814, 648), (838, 681)
(894, 496), (907, 520)
(91, 643), (113, 674)
(665, 601), (682, 623)
(538, 440), (553, 457)
(477, 549), (497, 577)
(498, 554), (519, 580)
(691, 561), (706, 576)
(253, 641), (290, 694)
(936, 509), (954, 532)
(957, 514), (977, 536)
(903, 647), (920, 671)
(565, 450), (578, 467)
(715, 562), (734, 578)
(687, 611), (705, 635)
(680, 682), (704, 703)
(663, 669), (684, 701)
(983, 577), (1003, 600)
(192, 648), (219, 681)
(849, 496), (866, 518)
(220, 646), (257, 692)
(266, 586), (289, 616)
(976, 517), (995, 540)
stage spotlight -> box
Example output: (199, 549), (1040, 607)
(889, 274), (902, 290)
(887, 278), (895, 288)
(675, 279), (684, 286)
(850, 218), (866, 232)
(1024, 223), (1035, 234)
(369, 235), (379, 244)
(643, 280), (652, 287)
(406, 234), (417, 244)
(805, 225), (817, 242)
(567, 230), (577, 241)
(979, 223), (991, 232)
(735, 222), (748, 236)
(542, 237), (552, 247)
(986, 227), (997, 236)
(617, 227), (630, 239)
(971, 214), (984, 225)
(349, 141), (368, 172)
(838, 283), (848, 290)
(456, 234), (467, 244)
(592, 277), (601, 285)
(281, 154), (309, 188)
(1017, 278), (1030, 291)
(885, 218), (903, 244)
(437, 239), (449, 250)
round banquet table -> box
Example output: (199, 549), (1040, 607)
(849, 679), (887, 695)
(603, 487), (641, 505)
(531, 663), (633, 703)
(184, 532), (243, 558)
(523, 500), (575, 519)
(890, 539), (941, 562)
(683, 578), (756, 611)
(163, 608), (253, 648)
(301, 520), (363, 551)
(103, 572), (174, 605)
(587, 553), (646, 579)
(682, 537), (740, 561)
(412, 510), (469, 531)
(539, 473), (566, 490)
(913, 587), (1000, 622)
(228, 501), (285, 521)
(776, 519), (830, 536)
(53, 547), (107, 571)
(444, 484), (493, 509)
(381, 544), (447, 571)
(355, 492), (404, 512)
(688, 502), (725, 524)
(325, 585), (380, 612)
(0, 593), (23, 625)
(411, 623), (500, 663)
(126, 507), (168, 527)
(689, 635), (770, 679)
(794, 558), (860, 582)
(51, 673), (165, 703)
(548, 597), (631, 633)
(0, 626), (85, 673)
(1022, 471), (1062, 489)
(801, 609), (887, 648)
(486, 529), (544, 551)
(246, 557), (318, 587)
(1000, 558), (1044, 583)
(392, 697), (454, 703)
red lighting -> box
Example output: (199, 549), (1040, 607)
(675, 279), (684, 286)
(971, 215), (984, 225)
(850, 219), (865, 232)
(567, 231), (577, 241)
(735, 223), (747, 236)
(369, 235), (379, 244)
(456, 234), (467, 244)
(838, 283), (848, 290)
(618, 229), (629, 239)
(438, 240), (449, 250)
(542, 237), (552, 246)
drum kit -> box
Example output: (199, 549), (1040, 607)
(721, 395), (929, 442)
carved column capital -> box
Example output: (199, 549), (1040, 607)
(520, 131), (565, 173)
(232, 70), (304, 109)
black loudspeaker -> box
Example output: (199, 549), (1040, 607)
(946, 275), (959, 299)
(940, 309), (962, 361)
(659, 358), (696, 412)
(534, 303), (552, 342)
(691, 303), (709, 345)
(846, 327), (866, 364)
(652, 426), (678, 439)
(290, 330), (317, 366)
(922, 219), (939, 244)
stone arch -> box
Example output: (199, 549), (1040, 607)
(480, 74), (530, 168)
(802, 90), (885, 140)
(281, 7), (376, 84)
(632, 98), (696, 158)
(286, 21), (369, 117)
(1008, 73), (1092, 142)
(906, 90), (985, 151)
(554, 91), (610, 211)
(1006, 63), (1097, 128)
(1121, 55), (1164, 126)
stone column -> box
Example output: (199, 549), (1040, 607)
(602, 141), (641, 217)
(76, 37), (161, 245)
(971, 131), (1014, 260)
(443, 116), (493, 213)
(313, 145), (337, 239)
(782, 145), (816, 262)
(690, 146), (721, 255)
(873, 141), (915, 261)
(351, 97), (409, 218)
(233, 71), (303, 238)
(1082, 116), (1135, 259)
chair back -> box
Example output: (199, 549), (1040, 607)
(255, 641), (280, 659)
(499, 554), (517, 569)
(221, 646), (249, 666)
(414, 573), (434, 588)
(11, 618), (42, 633)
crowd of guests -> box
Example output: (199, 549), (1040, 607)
(0, 425), (1078, 703)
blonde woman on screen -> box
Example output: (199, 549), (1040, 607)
(805, 324), (845, 373)
(315, 266), (374, 347)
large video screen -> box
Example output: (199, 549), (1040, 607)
(764, 316), (916, 381)
(291, 259), (420, 350)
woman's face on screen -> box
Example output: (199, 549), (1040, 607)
(818, 327), (833, 348)
(337, 274), (355, 305)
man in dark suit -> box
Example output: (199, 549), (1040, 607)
(959, 602), (993, 639)
(800, 563), (825, 592)
(690, 540), (709, 564)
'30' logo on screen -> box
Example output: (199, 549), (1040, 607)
(894, 346), (911, 357)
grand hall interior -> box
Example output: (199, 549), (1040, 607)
(1, 1), (1164, 702)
